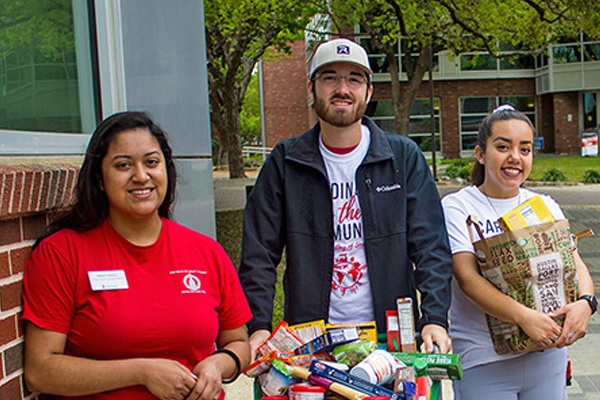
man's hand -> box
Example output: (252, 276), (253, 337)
(421, 324), (451, 354)
(248, 330), (270, 361)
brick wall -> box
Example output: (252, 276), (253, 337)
(552, 92), (580, 154)
(0, 163), (79, 399)
(263, 41), (312, 147)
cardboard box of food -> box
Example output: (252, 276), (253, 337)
(391, 352), (463, 380)
(497, 195), (554, 231)
(294, 328), (359, 355)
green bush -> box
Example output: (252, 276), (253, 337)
(443, 164), (472, 180)
(582, 169), (600, 183)
(540, 168), (567, 182)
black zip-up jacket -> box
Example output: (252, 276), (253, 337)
(239, 116), (452, 335)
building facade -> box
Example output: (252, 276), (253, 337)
(0, 1), (214, 398)
(262, 34), (600, 159)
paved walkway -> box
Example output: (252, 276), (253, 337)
(214, 173), (600, 399)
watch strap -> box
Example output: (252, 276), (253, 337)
(579, 294), (598, 315)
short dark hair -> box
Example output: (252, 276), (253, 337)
(471, 107), (535, 186)
(35, 111), (177, 247)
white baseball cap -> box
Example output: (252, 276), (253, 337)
(309, 38), (372, 79)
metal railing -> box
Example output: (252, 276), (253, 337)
(242, 145), (273, 159)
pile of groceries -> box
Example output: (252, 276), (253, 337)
(245, 298), (463, 400)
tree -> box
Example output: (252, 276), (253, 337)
(205, 0), (323, 178)
(328, 0), (600, 138)
(240, 72), (261, 146)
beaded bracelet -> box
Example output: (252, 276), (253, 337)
(213, 348), (241, 384)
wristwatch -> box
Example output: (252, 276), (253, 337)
(579, 295), (598, 315)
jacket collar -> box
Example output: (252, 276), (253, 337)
(285, 116), (394, 168)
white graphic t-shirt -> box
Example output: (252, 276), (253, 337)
(320, 125), (374, 323)
(442, 186), (565, 370)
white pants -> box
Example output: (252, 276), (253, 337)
(453, 349), (567, 400)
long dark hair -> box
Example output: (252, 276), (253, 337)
(471, 105), (536, 186)
(35, 111), (177, 247)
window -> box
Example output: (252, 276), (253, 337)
(0, 0), (98, 134)
(553, 44), (581, 64)
(460, 52), (535, 71)
(460, 54), (497, 71)
(583, 93), (597, 130)
(357, 37), (398, 74)
(499, 55), (535, 70)
(366, 98), (441, 152)
(583, 43), (600, 62)
(459, 96), (536, 152)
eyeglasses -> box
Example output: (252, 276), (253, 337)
(313, 72), (368, 88)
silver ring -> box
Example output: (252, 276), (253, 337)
(568, 332), (575, 340)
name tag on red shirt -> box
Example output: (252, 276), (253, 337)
(88, 270), (129, 290)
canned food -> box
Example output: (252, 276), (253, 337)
(349, 349), (403, 385)
(289, 383), (326, 399)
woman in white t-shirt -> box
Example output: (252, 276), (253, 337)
(442, 105), (595, 400)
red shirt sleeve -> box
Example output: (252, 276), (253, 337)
(22, 236), (77, 334)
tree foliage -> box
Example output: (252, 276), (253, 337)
(0, 0), (74, 60)
(240, 72), (261, 145)
(205, 0), (324, 178)
(327, 0), (600, 139)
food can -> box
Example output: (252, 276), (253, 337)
(261, 397), (288, 400)
(288, 383), (326, 399)
(260, 366), (295, 396)
(349, 349), (403, 385)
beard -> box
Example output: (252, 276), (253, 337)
(313, 93), (368, 128)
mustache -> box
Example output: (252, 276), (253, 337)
(329, 94), (353, 101)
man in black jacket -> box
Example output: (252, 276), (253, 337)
(240, 38), (453, 359)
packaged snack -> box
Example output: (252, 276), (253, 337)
(396, 298), (416, 353)
(326, 321), (377, 343)
(290, 320), (327, 343)
(331, 340), (377, 367)
(258, 321), (304, 356)
(273, 350), (332, 368)
(391, 352), (463, 380)
(386, 310), (401, 352)
(244, 352), (275, 378)
(309, 361), (403, 399)
(497, 195), (554, 231)
(294, 328), (359, 355)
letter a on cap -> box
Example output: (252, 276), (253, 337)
(337, 44), (350, 55)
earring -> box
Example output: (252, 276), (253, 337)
(478, 158), (484, 164)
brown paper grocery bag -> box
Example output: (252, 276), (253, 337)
(467, 217), (579, 354)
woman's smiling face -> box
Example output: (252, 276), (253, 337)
(476, 118), (534, 198)
(100, 128), (167, 224)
